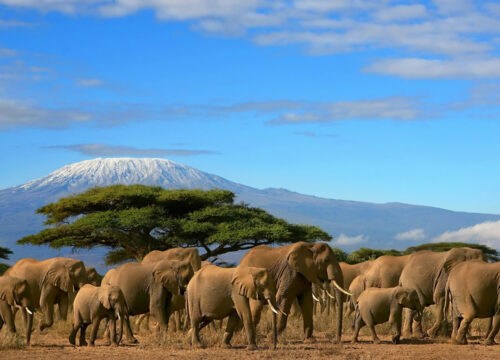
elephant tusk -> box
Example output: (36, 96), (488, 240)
(325, 290), (336, 299)
(332, 280), (352, 296)
(280, 310), (288, 317)
(25, 307), (33, 315)
(312, 294), (320, 302)
(267, 299), (279, 315)
(117, 313), (121, 320)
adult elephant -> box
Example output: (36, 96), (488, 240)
(363, 254), (412, 289)
(446, 260), (500, 345)
(86, 267), (101, 286)
(0, 275), (36, 344)
(5, 257), (89, 331)
(187, 264), (282, 349)
(140, 247), (201, 331)
(239, 242), (350, 343)
(399, 248), (484, 338)
(102, 259), (193, 343)
(339, 260), (374, 290)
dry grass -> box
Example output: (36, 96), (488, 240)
(1, 306), (499, 359)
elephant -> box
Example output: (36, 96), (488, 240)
(69, 284), (127, 347)
(339, 260), (374, 290)
(446, 260), (500, 345)
(238, 242), (350, 343)
(399, 247), (484, 338)
(362, 254), (412, 289)
(352, 286), (421, 344)
(102, 259), (193, 343)
(346, 275), (367, 317)
(86, 267), (101, 286)
(142, 247), (201, 271)
(0, 275), (35, 344)
(5, 257), (89, 331)
(187, 264), (282, 350)
(140, 247), (201, 331)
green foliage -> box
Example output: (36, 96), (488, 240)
(346, 247), (402, 264)
(0, 263), (9, 275)
(19, 185), (331, 265)
(0, 246), (12, 260)
(404, 242), (499, 262)
(330, 247), (349, 263)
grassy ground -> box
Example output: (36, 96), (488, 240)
(1, 306), (499, 359)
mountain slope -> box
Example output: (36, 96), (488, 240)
(1, 158), (498, 271)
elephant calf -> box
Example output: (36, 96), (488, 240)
(187, 264), (283, 350)
(69, 284), (127, 347)
(352, 286), (420, 344)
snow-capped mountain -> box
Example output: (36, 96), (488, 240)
(1, 157), (499, 271)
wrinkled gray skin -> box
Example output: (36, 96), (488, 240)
(446, 260), (500, 345)
(399, 248), (484, 338)
(339, 261), (374, 290)
(187, 264), (280, 350)
(139, 247), (202, 331)
(69, 284), (127, 346)
(102, 259), (193, 343)
(363, 255), (412, 288)
(5, 257), (89, 331)
(352, 286), (421, 344)
(0, 275), (35, 344)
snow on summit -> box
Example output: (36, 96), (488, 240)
(14, 158), (240, 195)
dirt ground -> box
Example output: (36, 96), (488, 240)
(1, 311), (500, 359)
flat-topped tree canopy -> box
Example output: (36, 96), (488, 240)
(19, 185), (331, 265)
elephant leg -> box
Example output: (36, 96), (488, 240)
(80, 323), (89, 346)
(484, 314), (500, 345)
(456, 313), (474, 345)
(427, 299), (445, 338)
(298, 291), (314, 340)
(234, 294), (257, 350)
(366, 318), (380, 344)
(189, 313), (203, 348)
(40, 289), (57, 331)
(90, 316), (103, 346)
(412, 310), (425, 338)
(249, 299), (264, 327)
(124, 315), (139, 343)
(222, 311), (240, 348)
(24, 309), (33, 345)
(389, 310), (402, 344)
(484, 317), (492, 339)
(58, 294), (69, 321)
(402, 308), (413, 338)
(352, 312), (364, 343)
(450, 309), (462, 343)
(0, 302), (16, 334)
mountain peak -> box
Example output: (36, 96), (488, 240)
(11, 157), (244, 195)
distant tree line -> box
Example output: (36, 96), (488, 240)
(0, 245), (12, 275)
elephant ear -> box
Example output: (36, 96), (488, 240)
(42, 263), (73, 293)
(97, 287), (112, 310)
(153, 265), (179, 296)
(395, 288), (410, 307)
(287, 242), (319, 284)
(232, 267), (267, 300)
(0, 279), (16, 306)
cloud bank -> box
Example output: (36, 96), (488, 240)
(433, 220), (500, 248)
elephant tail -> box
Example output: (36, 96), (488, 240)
(184, 291), (190, 327)
(354, 300), (361, 324)
(444, 279), (451, 319)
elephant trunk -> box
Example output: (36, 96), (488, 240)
(26, 310), (33, 345)
(327, 264), (345, 343)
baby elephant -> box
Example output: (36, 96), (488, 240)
(69, 284), (127, 346)
(352, 286), (420, 344)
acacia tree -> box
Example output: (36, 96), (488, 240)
(18, 185), (331, 265)
(0, 245), (12, 275)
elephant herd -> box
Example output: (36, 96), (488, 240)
(0, 243), (499, 350)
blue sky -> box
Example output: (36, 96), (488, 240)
(1, 0), (500, 214)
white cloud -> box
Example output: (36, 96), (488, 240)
(365, 58), (500, 79)
(433, 220), (500, 249)
(44, 143), (217, 156)
(372, 4), (429, 23)
(0, 47), (18, 57)
(395, 228), (426, 241)
(334, 233), (369, 246)
(76, 78), (105, 87)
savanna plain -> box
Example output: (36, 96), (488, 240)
(1, 306), (499, 360)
